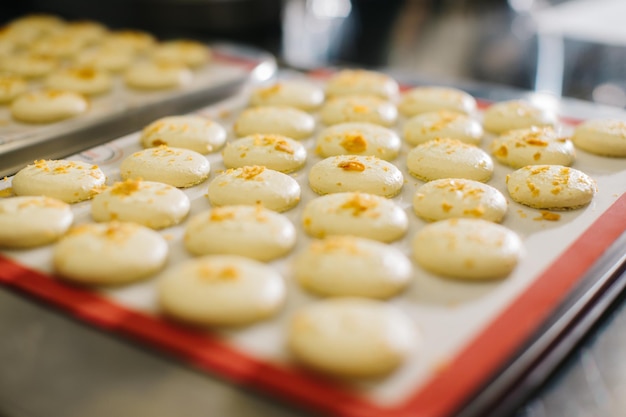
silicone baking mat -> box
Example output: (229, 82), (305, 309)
(1, 76), (626, 417)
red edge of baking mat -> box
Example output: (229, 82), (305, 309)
(212, 50), (262, 71)
(1, 193), (626, 417)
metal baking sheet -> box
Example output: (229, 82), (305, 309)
(1, 71), (626, 417)
(0, 43), (276, 177)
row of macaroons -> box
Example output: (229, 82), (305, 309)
(0, 51), (208, 100)
(1, 58), (204, 122)
(0, 15), (212, 121)
(2, 152), (593, 281)
(248, 70), (626, 158)
(0, 14), (211, 68)
(0, 198), (421, 378)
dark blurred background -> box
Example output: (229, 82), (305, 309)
(0, 0), (626, 98)
(4, 0), (626, 107)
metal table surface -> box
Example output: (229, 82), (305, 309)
(2, 76), (626, 417)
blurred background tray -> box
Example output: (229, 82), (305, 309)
(0, 43), (276, 177)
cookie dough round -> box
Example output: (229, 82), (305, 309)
(184, 205), (296, 261)
(0, 74), (28, 104)
(413, 178), (507, 222)
(295, 236), (413, 299)
(2, 53), (59, 78)
(403, 110), (483, 146)
(249, 80), (324, 111)
(413, 218), (523, 280)
(308, 155), (403, 197)
(325, 69), (399, 100)
(222, 134), (307, 173)
(62, 20), (108, 46)
(158, 255), (286, 327)
(406, 138), (494, 182)
(0, 33), (17, 57)
(11, 90), (88, 123)
(320, 95), (397, 127)
(0, 196), (73, 248)
(91, 179), (190, 229)
(207, 166), (300, 212)
(315, 122), (401, 161)
(152, 40), (211, 68)
(120, 145), (210, 188)
(287, 298), (416, 378)
(398, 86), (477, 117)
(45, 66), (113, 96)
(141, 115), (226, 154)
(6, 14), (65, 45)
(571, 119), (626, 157)
(233, 106), (315, 140)
(483, 100), (556, 134)
(30, 33), (85, 58)
(506, 165), (596, 210)
(302, 192), (408, 242)
(12, 159), (106, 203)
(124, 62), (193, 90)
(53, 221), (168, 285)
(102, 30), (156, 54)
(491, 126), (575, 168)
(74, 47), (134, 72)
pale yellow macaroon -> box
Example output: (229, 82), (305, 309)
(152, 40), (211, 68)
(1, 52), (59, 78)
(287, 298), (416, 378)
(506, 165), (596, 210)
(101, 29), (156, 54)
(302, 192), (408, 242)
(413, 178), (508, 223)
(53, 221), (168, 285)
(222, 134), (307, 173)
(315, 122), (401, 161)
(158, 255), (286, 327)
(120, 145), (210, 188)
(140, 115), (227, 154)
(91, 179), (190, 229)
(12, 160), (105, 203)
(45, 66), (113, 96)
(5, 14), (66, 46)
(0, 74), (28, 104)
(233, 106), (315, 140)
(483, 100), (556, 134)
(249, 80), (324, 111)
(0, 29), (18, 56)
(184, 205), (296, 261)
(0, 196), (73, 248)
(320, 95), (397, 127)
(403, 110), (483, 146)
(398, 86), (477, 117)
(571, 119), (626, 157)
(61, 20), (108, 46)
(406, 138), (494, 182)
(294, 236), (413, 299)
(490, 126), (575, 168)
(207, 166), (301, 212)
(11, 90), (88, 123)
(30, 32), (86, 58)
(125, 62), (193, 90)
(308, 155), (403, 197)
(325, 69), (399, 100)
(413, 218), (524, 280)
(74, 47), (135, 72)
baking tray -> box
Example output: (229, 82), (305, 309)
(0, 43), (277, 178)
(1, 70), (626, 417)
